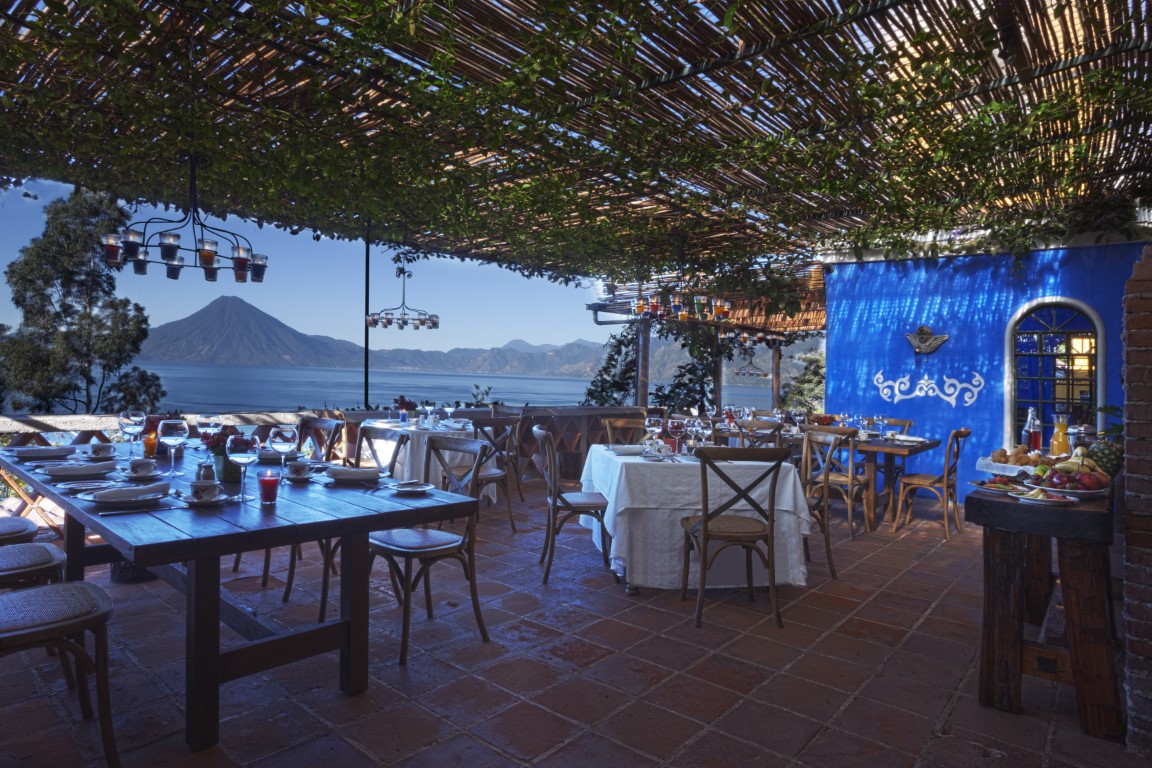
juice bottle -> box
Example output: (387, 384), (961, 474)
(1049, 414), (1070, 456)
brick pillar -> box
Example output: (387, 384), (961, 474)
(1124, 244), (1152, 755)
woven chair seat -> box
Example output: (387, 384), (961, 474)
(447, 465), (505, 480)
(826, 471), (867, 487)
(370, 527), (463, 554)
(0, 516), (38, 544)
(0, 542), (66, 588)
(556, 491), (609, 511)
(681, 514), (770, 538)
(898, 472), (944, 488)
(0, 581), (109, 635)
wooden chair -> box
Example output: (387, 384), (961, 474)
(799, 425), (870, 543)
(602, 417), (648, 445)
(0, 515), (39, 545)
(368, 436), (490, 664)
(680, 446), (792, 628)
(532, 425), (614, 583)
(312, 427), (411, 622)
(799, 429), (852, 580)
(0, 542), (66, 589)
(447, 415), (520, 533)
(296, 415), (343, 462)
(736, 419), (785, 448)
(893, 428), (972, 540)
(0, 581), (120, 767)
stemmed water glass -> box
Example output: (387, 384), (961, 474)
(643, 416), (664, 447)
(696, 418), (713, 446)
(873, 414), (887, 438)
(666, 418), (687, 455)
(442, 402), (456, 421)
(226, 433), (262, 501)
(196, 414), (223, 448)
(118, 409), (145, 458)
(268, 424), (299, 481)
(157, 419), (189, 477)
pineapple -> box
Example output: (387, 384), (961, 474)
(1087, 438), (1123, 478)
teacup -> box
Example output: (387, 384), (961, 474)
(190, 481), (222, 501)
(287, 460), (311, 479)
(129, 458), (156, 476)
(652, 442), (673, 456)
(885, 430), (899, 440)
(91, 443), (116, 458)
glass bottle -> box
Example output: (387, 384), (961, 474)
(1050, 413), (1070, 456)
(1021, 407), (1041, 450)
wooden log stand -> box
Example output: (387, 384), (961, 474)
(966, 490), (1124, 741)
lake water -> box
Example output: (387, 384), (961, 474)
(144, 362), (780, 413)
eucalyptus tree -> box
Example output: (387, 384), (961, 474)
(2, 188), (164, 414)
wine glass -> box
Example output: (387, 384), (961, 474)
(226, 433), (262, 501)
(196, 414), (223, 448)
(157, 419), (189, 477)
(268, 424), (299, 480)
(873, 414), (888, 438)
(118, 409), (145, 458)
(666, 418), (687, 455)
(696, 418), (713, 446)
(442, 402), (455, 421)
(643, 416), (664, 447)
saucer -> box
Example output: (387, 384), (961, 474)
(124, 469), (164, 481)
(284, 474), (313, 484)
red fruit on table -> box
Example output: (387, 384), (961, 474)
(1077, 472), (1102, 491)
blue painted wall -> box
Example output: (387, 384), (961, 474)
(824, 241), (1143, 498)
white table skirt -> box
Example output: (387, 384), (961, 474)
(363, 422), (496, 503)
(579, 445), (811, 589)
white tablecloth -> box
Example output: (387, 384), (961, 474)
(362, 421), (496, 502)
(579, 444), (811, 589)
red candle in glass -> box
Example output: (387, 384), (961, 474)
(258, 471), (280, 504)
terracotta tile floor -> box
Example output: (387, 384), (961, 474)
(2, 479), (1142, 767)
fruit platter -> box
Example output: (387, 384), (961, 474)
(968, 476), (1027, 494)
(1020, 445), (1112, 497)
(1009, 487), (1076, 505)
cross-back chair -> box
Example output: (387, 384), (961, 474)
(602, 417), (649, 446)
(893, 428), (972, 540)
(680, 446), (792, 628)
(736, 419), (785, 448)
(310, 427), (411, 622)
(532, 424), (614, 583)
(368, 435), (491, 664)
(799, 428), (858, 580)
(799, 424), (869, 545)
(446, 415), (520, 532)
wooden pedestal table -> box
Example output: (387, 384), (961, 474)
(966, 490), (1123, 741)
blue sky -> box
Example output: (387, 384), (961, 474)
(0, 180), (617, 353)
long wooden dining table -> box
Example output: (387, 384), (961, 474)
(0, 446), (477, 751)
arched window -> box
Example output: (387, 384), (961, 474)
(1013, 304), (1098, 444)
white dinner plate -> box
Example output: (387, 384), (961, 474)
(1022, 481), (1109, 499)
(40, 466), (116, 481)
(184, 495), (231, 508)
(56, 480), (120, 493)
(388, 482), (434, 496)
(893, 435), (928, 444)
(641, 454), (670, 462)
(1008, 491), (1075, 505)
(76, 491), (167, 509)
(9, 446), (77, 460)
(258, 450), (299, 464)
(124, 469), (165, 481)
(78, 451), (119, 461)
(967, 480), (1024, 495)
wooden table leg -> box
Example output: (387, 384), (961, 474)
(63, 514), (87, 582)
(979, 527), (1023, 713)
(1022, 533), (1052, 626)
(186, 557), (221, 750)
(339, 531), (369, 694)
(1056, 538), (1125, 741)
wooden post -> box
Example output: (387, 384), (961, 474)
(636, 316), (651, 408)
(711, 331), (723, 409)
(362, 226), (371, 408)
(771, 341), (782, 409)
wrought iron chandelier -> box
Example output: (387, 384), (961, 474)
(100, 151), (268, 283)
(366, 266), (440, 330)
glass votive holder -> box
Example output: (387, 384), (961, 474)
(122, 229), (143, 259)
(166, 254), (184, 280)
(133, 249), (150, 275)
(101, 234), (123, 267)
(159, 232), (180, 261)
(231, 246), (250, 282)
(197, 238), (217, 267)
(258, 470), (280, 505)
(250, 253), (268, 282)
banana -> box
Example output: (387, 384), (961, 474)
(1093, 469), (1111, 485)
(1025, 488), (1046, 499)
(1054, 460), (1081, 473)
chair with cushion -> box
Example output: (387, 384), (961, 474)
(602, 417), (648, 446)
(0, 542), (67, 589)
(800, 425), (870, 544)
(0, 515), (39, 545)
(0, 581), (120, 767)
(680, 446), (792, 628)
(448, 415), (520, 532)
(368, 435), (490, 664)
(532, 424), (614, 583)
(893, 428), (972, 540)
(311, 427), (412, 622)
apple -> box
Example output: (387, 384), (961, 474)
(1077, 472), (1103, 491)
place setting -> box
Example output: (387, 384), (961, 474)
(73, 481), (177, 515)
(2, 444), (78, 463)
(313, 465), (389, 488)
(37, 460), (120, 482)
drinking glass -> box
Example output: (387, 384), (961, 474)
(643, 416), (664, 445)
(442, 402), (455, 421)
(696, 418), (713, 446)
(118, 409), (145, 458)
(268, 424), (299, 480)
(196, 414), (223, 439)
(666, 418), (687, 454)
(873, 414), (887, 437)
(157, 419), (189, 477)
(226, 434), (262, 502)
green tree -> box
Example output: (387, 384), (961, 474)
(780, 351), (825, 413)
(650, 323), (733, 414)
(583, 324), (638, 406)
(2, 188), (164, 413)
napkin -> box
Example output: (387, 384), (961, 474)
(91, 481), (170, 502)
(44, 461), (117, 477)
(13, 445), (76, 459)
(326, 467), (382, 482)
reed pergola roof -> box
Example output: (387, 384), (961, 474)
(1, 1), (1149, 311)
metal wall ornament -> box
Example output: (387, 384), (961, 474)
(873, 370), (985, 408)
(906, 325), (949, 354)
